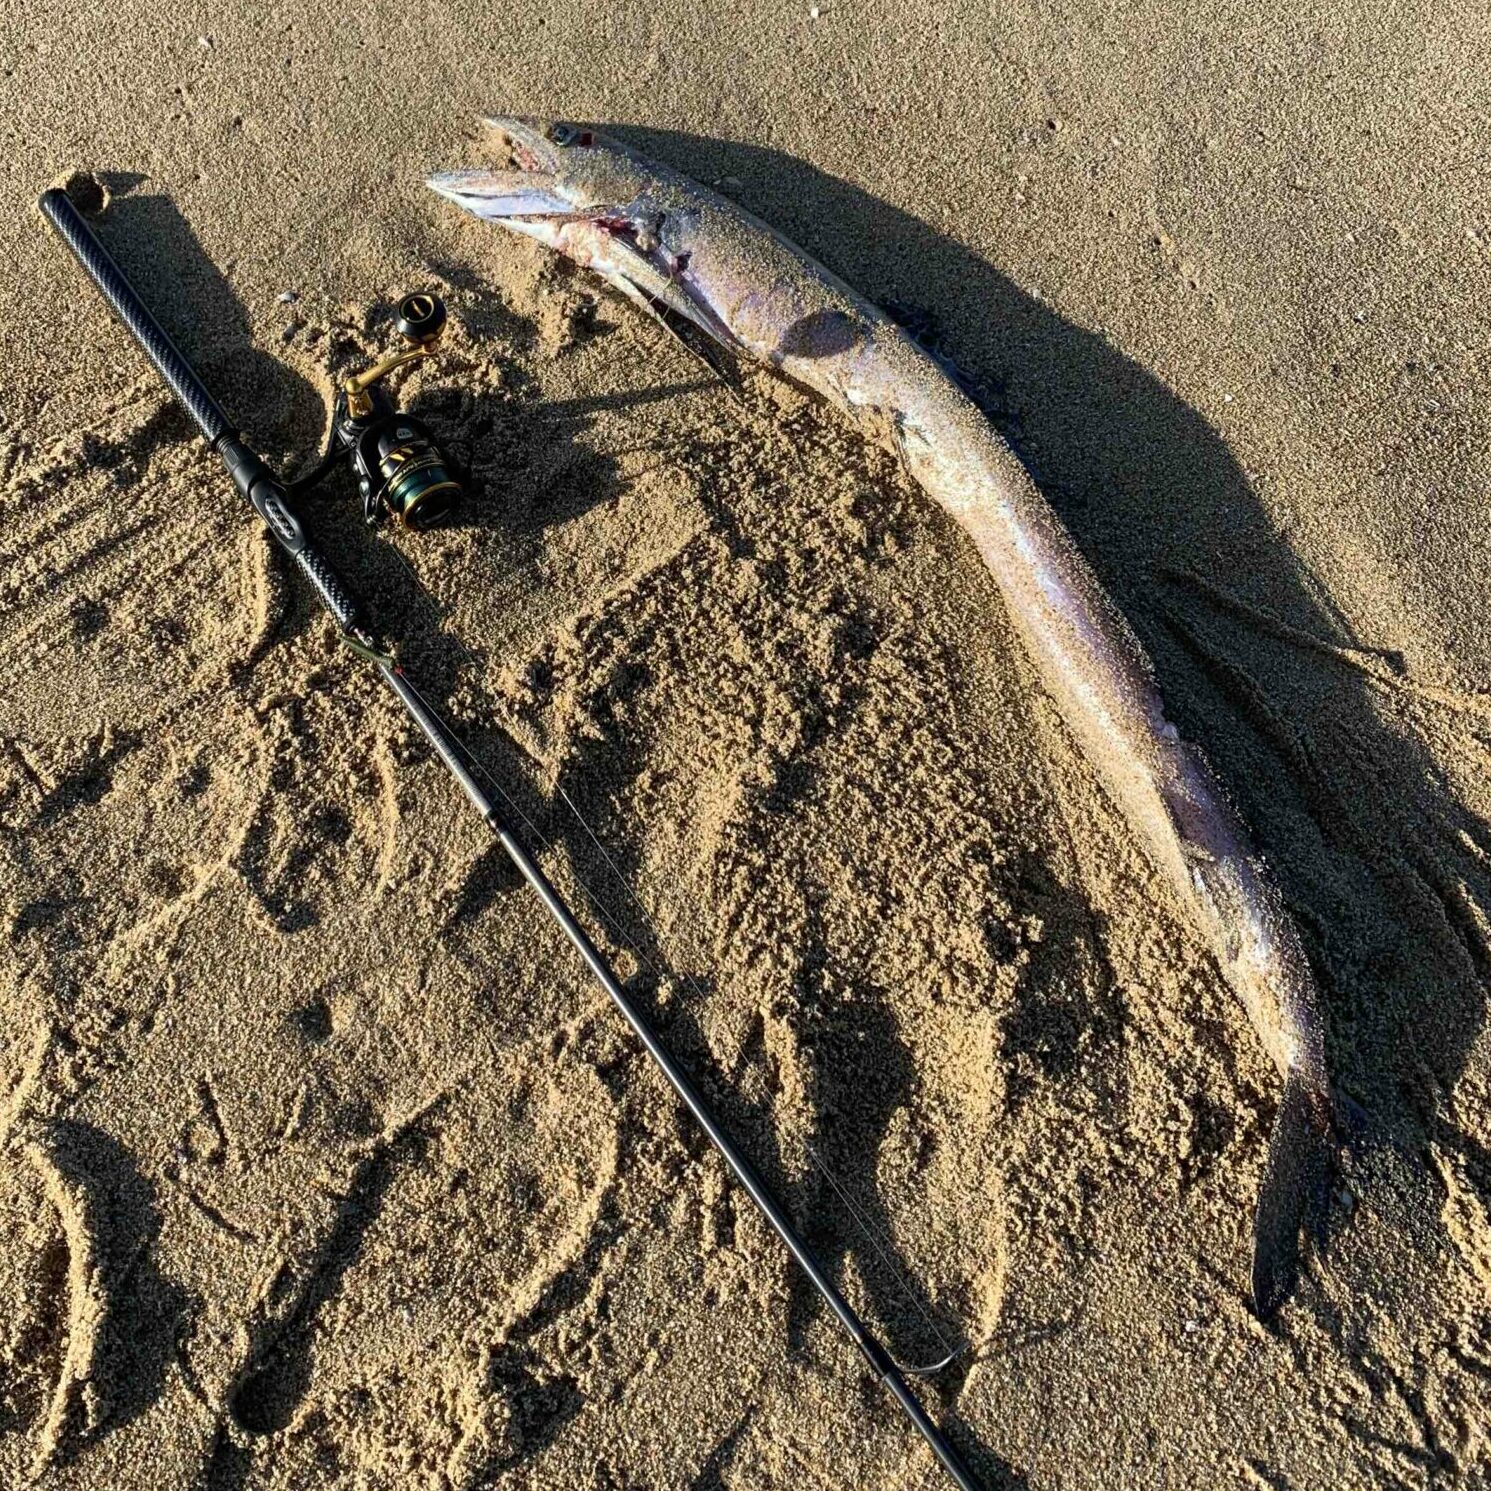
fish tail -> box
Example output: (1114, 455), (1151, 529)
(1250, 1065), (1336, 1318)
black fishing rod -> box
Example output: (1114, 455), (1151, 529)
(39, 181), (988, 1491)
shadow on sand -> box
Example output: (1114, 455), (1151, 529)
(407, 128), (1491, 1482)
(520, 123), (1491, 1478)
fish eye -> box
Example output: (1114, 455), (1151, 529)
(549, 124), (573, 145)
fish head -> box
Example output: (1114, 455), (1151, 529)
(429, 116), (742, 361)
(428, 116), (654, 221)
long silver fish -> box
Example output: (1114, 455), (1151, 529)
(429, 117), (1337, 1313)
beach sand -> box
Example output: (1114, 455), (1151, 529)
(3, 2), (1490, 1486)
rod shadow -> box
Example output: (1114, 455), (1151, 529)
(77, 135), (1491, 1485)
(74, 183), (616, 931)
(88, 178), (327, 465)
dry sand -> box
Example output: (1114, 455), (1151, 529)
(3, 2), (1491, 1487)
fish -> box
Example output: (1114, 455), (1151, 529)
(429, 117), (1338, 1315)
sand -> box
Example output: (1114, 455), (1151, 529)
(3, 1), (1491, 1487)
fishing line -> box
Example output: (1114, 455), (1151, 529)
(393, 662), (963, 1372)
(553, 785), (967, 1374)
(388, 667), (645, 956)
(413, 670), (962, 1367)
(384, 541), (484, 672)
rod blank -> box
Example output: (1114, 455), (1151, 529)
(40, 184), (989, 1491)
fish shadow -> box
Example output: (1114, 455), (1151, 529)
(607, 126), (1491, 1099)
(412, 126), (1491, 1479)
(594, 125), (1491, 1351)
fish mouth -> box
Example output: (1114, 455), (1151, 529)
(426, 117), (626, 216)
(428, 117), (743, 370)
(426, 116), (606, 218)
(424, 166), (579, 221)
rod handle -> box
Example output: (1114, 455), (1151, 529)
(38, 185), (234, 446)
(293, 545), (361, 635)
(214, 434), (364, 634)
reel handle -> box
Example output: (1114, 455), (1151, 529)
(395, 292), (446, 346)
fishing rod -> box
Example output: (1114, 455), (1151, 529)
(38, 180), (988, 1491)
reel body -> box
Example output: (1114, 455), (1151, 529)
(293, 291), (464, 529)
(340, 388), (461, 530)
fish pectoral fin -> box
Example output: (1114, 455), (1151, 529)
(1251, 1065), (1334, 1317)
(634, 289), (743, 391)
(889, 412), (934, 478)
(600, 270), (742, 392)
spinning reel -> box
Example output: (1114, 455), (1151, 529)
(290, 291), (464, 530)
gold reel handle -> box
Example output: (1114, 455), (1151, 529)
(343, 292), (449, 418)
